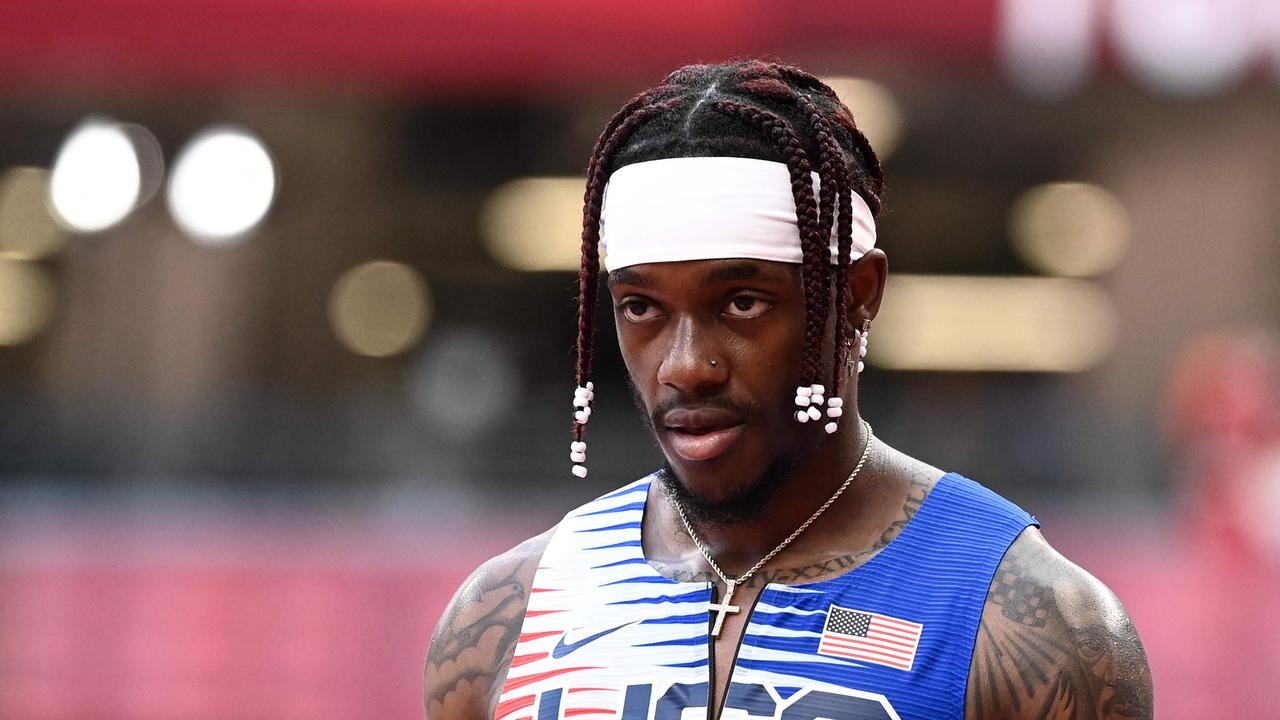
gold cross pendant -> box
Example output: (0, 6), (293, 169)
(707, 580), (741, 638)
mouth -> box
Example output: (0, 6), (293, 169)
(661, 407), (746, 462)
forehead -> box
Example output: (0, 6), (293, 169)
(606, 258), (798, 290)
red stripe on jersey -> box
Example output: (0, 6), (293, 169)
(509, 652), (548, 668)
(494, 694), (535, 719)
(503, 666), (599, 692)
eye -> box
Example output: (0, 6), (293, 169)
(723, 294), (772, 319)
(619, 298), (663, 323)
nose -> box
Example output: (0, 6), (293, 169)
(656, 315), (728, 396)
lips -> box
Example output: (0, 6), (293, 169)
(661, 407), (746, 462)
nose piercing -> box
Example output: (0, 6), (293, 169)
(709, 359), (718, 367)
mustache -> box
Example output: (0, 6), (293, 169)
(648, 394), (762, 430)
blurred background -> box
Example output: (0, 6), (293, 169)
(2, 0), (1279, 718)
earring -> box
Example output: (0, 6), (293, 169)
(857, 320), (871, 374)
(569, 382), (593, 477)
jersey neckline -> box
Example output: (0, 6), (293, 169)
(627, 471), (958, 591)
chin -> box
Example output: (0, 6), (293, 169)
(658, 454), (798, 526)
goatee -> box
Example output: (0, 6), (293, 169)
(658, 454), (800, 526)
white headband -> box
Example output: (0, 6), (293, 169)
(599, 157), (876, 271)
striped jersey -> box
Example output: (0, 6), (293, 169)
(495, 472), (1037, 720)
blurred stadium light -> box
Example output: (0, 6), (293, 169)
(167, 127), (276, 245)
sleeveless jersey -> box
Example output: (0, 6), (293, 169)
(495, 472), (1037, 720)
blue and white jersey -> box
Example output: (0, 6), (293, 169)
(496, 473), (1037, 720)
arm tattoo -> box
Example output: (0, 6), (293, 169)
(967, 542), (1154, 719)
(426, 550), (539, 719)
(988, 552), (1053, 628)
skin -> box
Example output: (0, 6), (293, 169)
(425, 254), (1153, 720)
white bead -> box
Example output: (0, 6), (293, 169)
(828, 397), (843, 408)
(575, 386), (590, 397)
(571, 441), (586, 452)
(795, 410), (810, 423)
(794, 395), (810, 407)
(857, 361), (865, 373)
(825, 421), (838, 434)
(810, 383), (825, 395)
(571, 464), (588, 478)
(797, 386), (812, 397)
(859, 345), (868, 358)
(586, 382), (594, 390)
(573, 396), (589, 408)
(575, 410), (590, 423)
(811, 395), (824, 406)
(587, 391), (595, 402)
(827, 406), (843, 418)
(807, 406), (821, 421)
(570, 450), (586, 463)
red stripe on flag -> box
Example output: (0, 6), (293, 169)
(564, 708), (615, 716)
(821, 638), (915, 661)
(524, 609), (566, 617)
(531, 587), (560, 593)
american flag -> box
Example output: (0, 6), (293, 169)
(817, 605), (923, 671)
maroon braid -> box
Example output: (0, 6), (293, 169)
(795, 92), (856, 398)
(708, 99), (830, 385)
(573, 98), (685, 442)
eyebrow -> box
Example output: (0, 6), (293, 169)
(608, 267), (652, 288)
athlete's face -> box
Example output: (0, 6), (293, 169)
(609, 259), (818, 518)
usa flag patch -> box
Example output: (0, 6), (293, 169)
(817, 604), (923, 671)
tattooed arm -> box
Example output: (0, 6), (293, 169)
(966, 528), (1153, 720)
(425, 529), (553, 720)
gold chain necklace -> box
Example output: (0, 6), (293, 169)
(671, 421), (874, 637)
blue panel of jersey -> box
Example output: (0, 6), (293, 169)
(732, 473), (1039, 719)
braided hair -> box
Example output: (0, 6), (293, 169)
(573, 60), (885, 447)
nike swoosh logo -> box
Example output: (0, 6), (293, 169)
(550, 622), (633, 659)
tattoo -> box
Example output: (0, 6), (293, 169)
(967, 542), (1154, 719)
(649, 469), (936, 588)
(876, 467), (930, 549)
(649, 553), (871, 587)
(426, 549), (539, 718)
(988, 552), (1053, 628)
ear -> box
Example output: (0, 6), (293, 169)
(844, 249), (888, 328)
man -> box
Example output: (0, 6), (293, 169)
(426, 61), (1152, 720)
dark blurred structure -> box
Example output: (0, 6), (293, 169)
(2, 1), (1279, 718)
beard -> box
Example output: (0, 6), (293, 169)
(656, 454), (800, 526)
(624, 373), (803, 525)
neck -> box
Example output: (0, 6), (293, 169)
(660, 417), (877, 578)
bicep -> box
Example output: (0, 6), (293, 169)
(965, 528), (1153, 720)
(425, 530), (551, 720)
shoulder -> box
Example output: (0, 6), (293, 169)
(425, 527), (556, 720)
(966, 527), (1153, 720)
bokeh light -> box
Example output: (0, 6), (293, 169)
(1009, 182), (1130, 278)
(820, 77), (905, 160)
(0, 167), (66, 259)
(481, 177), (583, 272)
(870, 275), (1118, 372)
(999, 0), (1097, 100)
(49, 118), (141, 233)
(167, 126), (277, 245)
(328, 261), (432, 358)
(410, 328), (521, 440)
(0, 259), (57, 345)
(1112, 0), (1255, 96)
